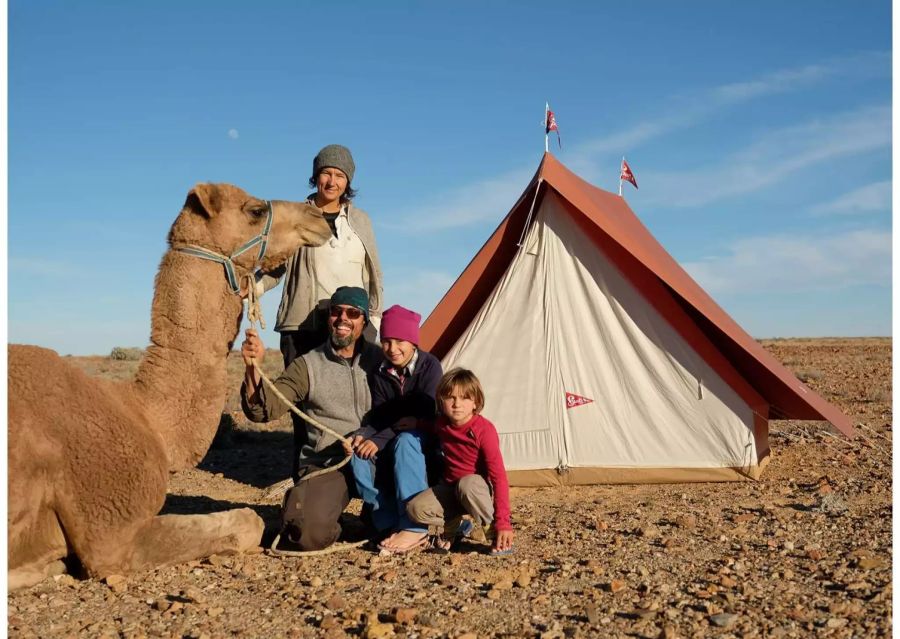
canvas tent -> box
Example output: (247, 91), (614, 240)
(420, 153), (852, 486)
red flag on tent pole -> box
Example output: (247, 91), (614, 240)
(544, 102), (561, 151)
(619, 157), (637, 196)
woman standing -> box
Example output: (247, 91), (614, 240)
(257, 144), (383, 366)
(255, 144), (383, 465)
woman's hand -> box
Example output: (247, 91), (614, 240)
(241, 328), (265, 366)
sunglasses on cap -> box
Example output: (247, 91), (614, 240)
(329, 305), (364, 320)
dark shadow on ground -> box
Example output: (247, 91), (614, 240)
(199, 428), (294, 488)
(160, 494), (281, 525)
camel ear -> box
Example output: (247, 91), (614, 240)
(185, 183), (223, 218)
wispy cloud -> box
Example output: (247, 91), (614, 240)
(571, 51), (889, 164)
(640, 104), (890, 207)
(810, 180), (892, 216)
(394, 52), (889, 232)
(682, 228), (891, 295)
(228, 128), (239, 140)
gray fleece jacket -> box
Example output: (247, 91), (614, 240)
(257, 198), (383, 333)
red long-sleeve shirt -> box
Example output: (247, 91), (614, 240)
(424, 414), (512, 531)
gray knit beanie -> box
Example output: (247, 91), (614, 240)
(313, 144), (355, 183)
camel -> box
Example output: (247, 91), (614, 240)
(8, 183), (331, 590)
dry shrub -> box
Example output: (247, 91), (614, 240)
(795, 369), (824, 383)
(109, 347), (143, 361)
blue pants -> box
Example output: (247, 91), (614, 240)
(350, 431), (429, 533)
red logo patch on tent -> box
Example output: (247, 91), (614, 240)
(565, 392), (593, 409)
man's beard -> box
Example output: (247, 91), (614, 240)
(330, 321), (355, 349)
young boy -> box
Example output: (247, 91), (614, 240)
(406, 368), (515, 555)
(344, 304), (443, 553)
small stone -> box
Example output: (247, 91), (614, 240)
(783, 541), (795, 551)
(516, 573), (532, 588)
(153, 600), (172, 612)
(585, 604), (599, 624)
(674, 514), (697, 529)
(393, 607), (417, 624)
(596, 520), (609, 531)
(326, 595), (346, 611)
(104, 575), (127, 592)
(806, 549), (824, 561)
(168, 601), (184, 613)
(719, 575), (738, 588)
(709, 613), (737, 628)
(207, 554), (229, 567)
(320, 615), (338, 629)
(609, 579), (627, 593)
(638, 525), (660, 539)
(782, 569), (794, 580)
(181, 587), (206, 604)
(458, 634), (478, 639)
(658, 626), (679, 639)
(845, 581), (868, 591)
(633, 608), (656, 620)
(486, 589), (502, 600)
(857, 557), (885, 570)
(207, 607), (224, 618)
(826, 618), (848, 629)
(363, 622), (395, 639)
(733, 513), (755, 523)
(381, 570), (398, 582)
(53, 574), (77, 587)
(492, 579), (514, 591)
(310, 576), (324, 588)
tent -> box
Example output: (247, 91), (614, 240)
(420, 153), (852, 486)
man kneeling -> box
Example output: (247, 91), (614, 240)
(240, 286), (380, 551)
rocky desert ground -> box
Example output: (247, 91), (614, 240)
(7, 338), (892, 638)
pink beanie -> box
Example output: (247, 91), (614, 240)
(380, 305), (421, 345)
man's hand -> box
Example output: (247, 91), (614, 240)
(241, 328), (265, 366)
(343, 435), (378, 460)
(493, 528), (515, 553)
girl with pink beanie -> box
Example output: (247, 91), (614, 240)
(345, 304), (444, 553)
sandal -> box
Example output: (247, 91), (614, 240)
(377, 531), (429, 555)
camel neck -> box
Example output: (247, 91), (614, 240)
(132, 250), (243, 470)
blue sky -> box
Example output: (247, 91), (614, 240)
(8, 1), (892, 355)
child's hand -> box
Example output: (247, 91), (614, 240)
(493, 528), (515, 553)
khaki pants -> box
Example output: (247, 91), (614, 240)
(406, 474), (494, 532)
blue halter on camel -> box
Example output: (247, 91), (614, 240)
(174, 200), (274, 295)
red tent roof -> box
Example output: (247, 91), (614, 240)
(420, 153), (853, 436)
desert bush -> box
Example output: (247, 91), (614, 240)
(795, 369), (824, 383)
(109, 347), (143, 361)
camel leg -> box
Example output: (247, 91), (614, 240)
(79, 508), (264, 577)
(128, 508), (264, 572)
(9, 560), (67, 591)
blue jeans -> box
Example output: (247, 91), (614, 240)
(350, 431), (429, 534)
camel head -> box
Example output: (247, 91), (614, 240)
(167, 183), (331, 276)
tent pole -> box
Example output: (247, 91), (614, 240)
(516, 178), (543, 247)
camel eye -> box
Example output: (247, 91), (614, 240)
(247, 206), (267, 219)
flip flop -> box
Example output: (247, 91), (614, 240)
(378, 532), (429, 555)
(489, 545), (515, 557)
